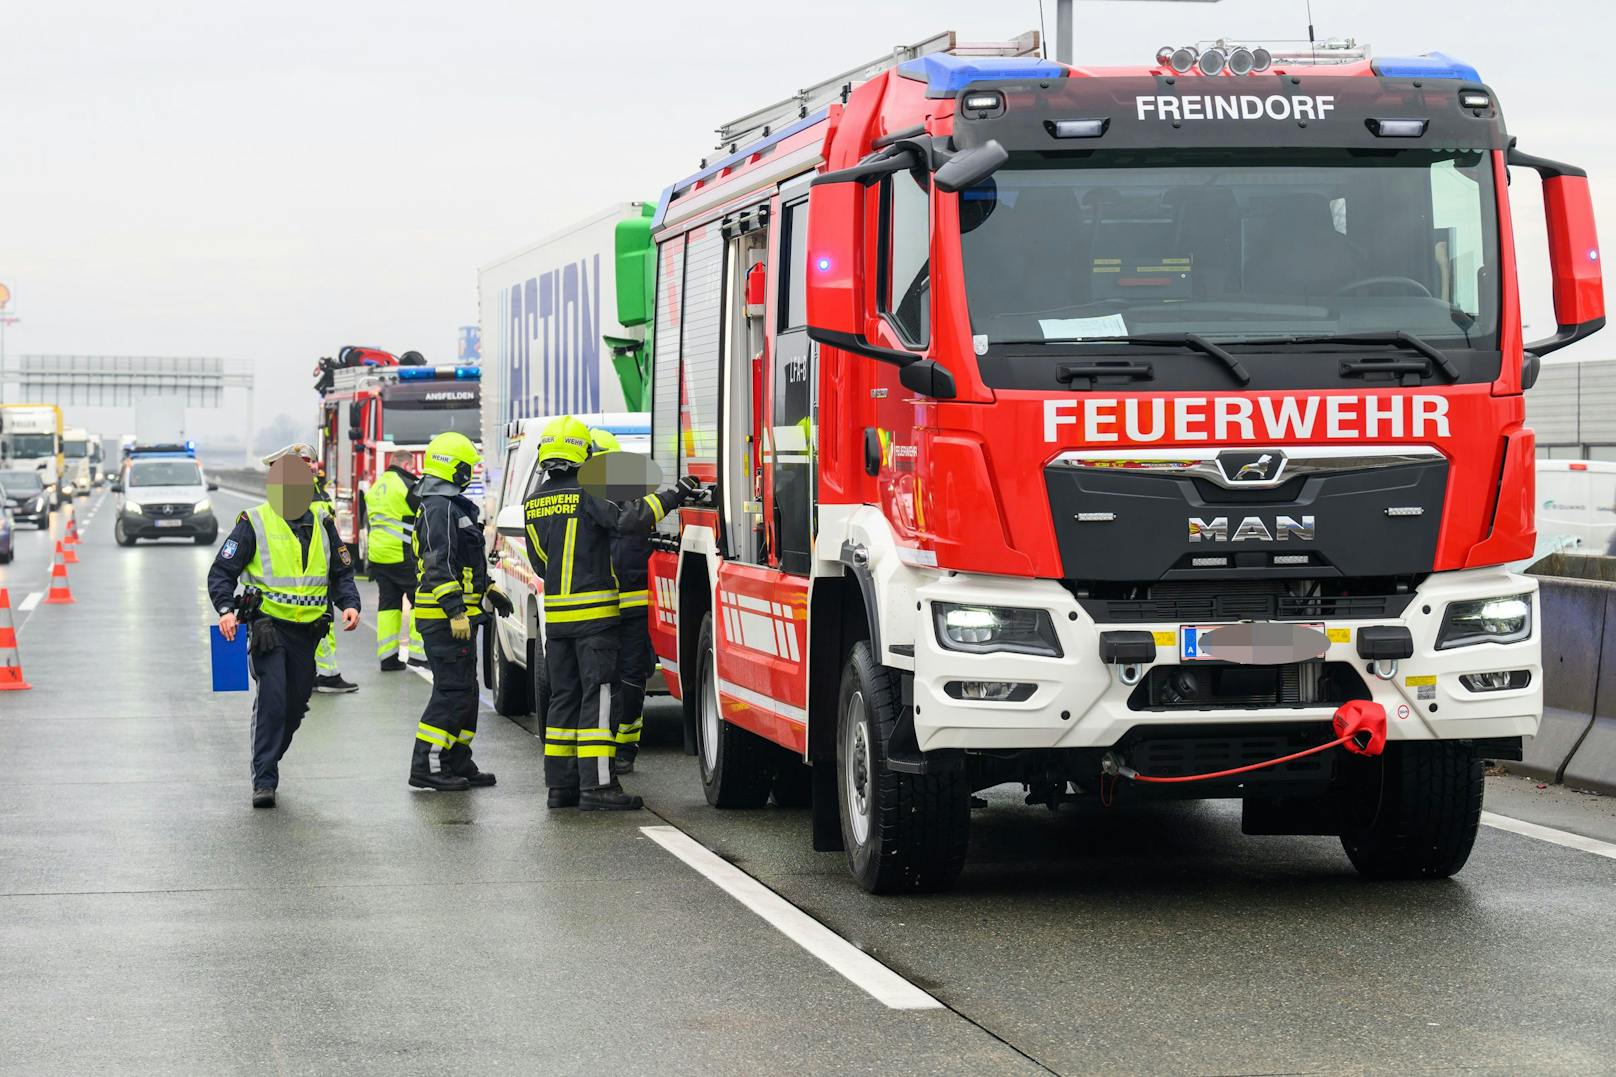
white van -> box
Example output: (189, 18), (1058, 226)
(482, 412), (652, 718)
(1532, 459), (1616, 562)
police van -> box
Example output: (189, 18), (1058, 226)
(481, 412), (655, 721)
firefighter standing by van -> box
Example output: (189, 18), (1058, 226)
(365, 449), (422, 671)
(524, 416), (696, 810)
(408, 431), (503, 791)
(209, 450), (361, 808)
(587, 427), (665, 775)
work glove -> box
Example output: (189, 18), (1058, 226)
(678, 475), (702, 495)
(449, 613), (472, 641)
(483, 591), (513, 617)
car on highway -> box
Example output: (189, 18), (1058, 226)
(0, 493), (12, 564)
(112, 453), (219, 546)
(0, 469), (51, 529)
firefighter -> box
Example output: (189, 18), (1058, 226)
(365, 449), (422, 671)
(524, 415), (697, 810)
(408, 430), (500, 791)
(209, 451), (361, 808)
(588, 427), (660, 775)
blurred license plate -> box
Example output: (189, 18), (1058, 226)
(1180, 622), (1323, 661)
(155, 519), (183, 528)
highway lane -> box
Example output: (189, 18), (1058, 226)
(2, 484), (1613, 1074)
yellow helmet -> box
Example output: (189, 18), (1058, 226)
(423, 431), (480, 488)
(588, 428), (621, 455)
(538, 415), (591, 466)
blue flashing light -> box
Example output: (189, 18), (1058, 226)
(816, 256), (832, 272)
(1371, 52), (1482, 83)
(897, 53), (1066, 99)
(395, 366), (435, 380)
(455, 366), (480, 380)
(652, 107), (832, 231)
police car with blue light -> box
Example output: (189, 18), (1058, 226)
(112, 444), (220, 546)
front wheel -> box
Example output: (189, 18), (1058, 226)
(489, 623), (531, 716)
(837, 641), (970, 894)
(693, 611), (776, 808)
(114, 519), (136, 547)
(1338, 741), (1484, 879)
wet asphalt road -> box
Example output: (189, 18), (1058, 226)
(1, 487), (1613, 1075)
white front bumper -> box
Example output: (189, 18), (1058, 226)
(911, 568), (1540, 751)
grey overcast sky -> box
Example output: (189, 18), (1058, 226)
(1, 0), (1611, 440)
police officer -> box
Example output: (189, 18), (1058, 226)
(279, 447), (359, 694)
(408, 431), (497, 791)
(209, 450), (361, 808)
(524, 416), (696, 810)
(587, 428), (661, 775)
(366, 449), (422, 671)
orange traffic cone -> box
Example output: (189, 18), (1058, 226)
(62, 513), (80, 564)
(44, 543), (76, 605)
(0, 589), (31, 690)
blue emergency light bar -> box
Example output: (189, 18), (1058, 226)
(129, 442), (196, 458)
(898, 53), (1066, 99)
(1371, 52), (1482, 82)
(395, 365), (481, 381)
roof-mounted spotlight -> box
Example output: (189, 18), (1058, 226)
(1251, 47), (1273, 73)
(1169, 47), (1198, 74)
(1198, 48), (1227, 76)
(1156, 46), (1175, 66)
(1227, 47), (1255, 76)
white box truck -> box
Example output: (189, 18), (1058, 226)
(476, 203), (652, 501)
(0, 404), (64, 506)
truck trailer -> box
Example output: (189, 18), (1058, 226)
(635, 30), (1604, 892)
(476, 203), (656, 500)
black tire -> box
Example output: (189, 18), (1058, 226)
(693, 612), (776, 808)
(531, 633), (552, 724)
(0, 548), (12, 564)
(1338, 741), (1484, 880)
(194, 531), (217, 546)
(837, 641), (970, 894)
(770, 759), (814, 808)
(488, 625), (531, 716)
(114, 519), (136, 547)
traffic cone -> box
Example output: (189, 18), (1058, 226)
(62, 512), (80, 564)
(0, 589), (31, 690)
(44, 543), (76, 605)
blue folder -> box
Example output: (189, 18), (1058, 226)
(210, 625), (250, 692)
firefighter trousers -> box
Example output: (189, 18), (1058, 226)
(613, 614), (656, 764)
(544, 630), (619, 791)
(414, 620), (480, 770)
(248, 619), (319, 789)
(372, 561), (418, 663)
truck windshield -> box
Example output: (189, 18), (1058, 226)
(383, 407), (480, 446)
(959, 148), (1498, 349)
(128, 460), (202, 487)
(3, 434), (56, 458)
(63, 441), (88, 458)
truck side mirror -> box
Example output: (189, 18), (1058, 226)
(495, 501), (525, 539)
(347, 400), (362, 428)
(1511, 146), (1606, 356)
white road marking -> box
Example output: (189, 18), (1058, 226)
(640, 824), (944, 1011)
(18, 592), (41, 613)
(1482, 811), (1616, 861)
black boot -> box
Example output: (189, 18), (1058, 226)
(444, 742), (496, 787)
(379, 656), (407, 672)
(547, 787), (581, 809)
(409, 741), (468, 791)
(579, 783), (643, 812)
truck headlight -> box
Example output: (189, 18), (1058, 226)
(1436, 593), (1532, 649)
(193, 498), (212, 515)
(933, 602), (1063, 657)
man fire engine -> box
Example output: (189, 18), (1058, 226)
(314, 346), (482, 565)
(632, 30), (1604, 892)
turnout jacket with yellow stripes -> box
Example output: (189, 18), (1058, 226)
(523, 464), (685, 638)
(412, 476), (488, 624)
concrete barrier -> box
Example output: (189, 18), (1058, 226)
(1516, 578), (1606, 782)
(1561, 585), (1616, 795)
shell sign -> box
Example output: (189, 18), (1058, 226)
(0, 283), (10, 309)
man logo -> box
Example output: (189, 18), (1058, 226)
(1236, 454), (1275, 481)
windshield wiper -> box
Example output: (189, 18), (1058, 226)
(1222, 331), (1460, 382)
(1009, 333), (1250, 386)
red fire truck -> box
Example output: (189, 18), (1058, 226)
(315, 346), (483, 562)
(632, 30), (1603, 891)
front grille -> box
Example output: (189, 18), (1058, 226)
(141, 503), (192, 517)
(1078, 580), (1414, 623)
(1127, 660), (1369, 712)
(1122, 723), (1339, 781)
